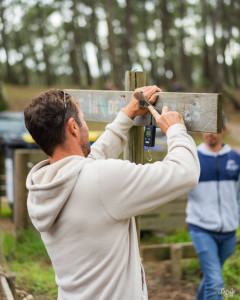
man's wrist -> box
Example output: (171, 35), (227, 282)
(121, 106), (136, 120)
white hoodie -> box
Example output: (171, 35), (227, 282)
(26, 111), (200, 300)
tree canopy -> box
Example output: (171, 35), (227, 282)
(0, 0), (239, 93)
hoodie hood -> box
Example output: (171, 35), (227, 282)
(197, 143), (231, 156)
(26, 155), (86, 232)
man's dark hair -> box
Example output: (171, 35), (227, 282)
(24, 89), (81, 156)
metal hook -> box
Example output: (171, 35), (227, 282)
(145, 147), (153, 162)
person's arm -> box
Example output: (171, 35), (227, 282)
(88, 86), (161, 160)
(98, 104), (199, 219)
(98, 122), (200, 220)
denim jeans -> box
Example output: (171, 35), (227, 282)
(189, 230), (236, 300)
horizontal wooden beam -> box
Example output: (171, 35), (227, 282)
(140, 242), (197, 262)
(141, 239), (240, 262)
(140, 215), (186, 232)
(66, 89), (222, 133)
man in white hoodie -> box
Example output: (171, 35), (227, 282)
(24, 86), (200, 300)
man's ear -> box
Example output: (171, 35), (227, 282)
(67, 118), (78, 136)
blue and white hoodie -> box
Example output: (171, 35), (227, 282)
(186, 143), (240, 232)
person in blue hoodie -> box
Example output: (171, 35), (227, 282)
(186, 114), (240, 300)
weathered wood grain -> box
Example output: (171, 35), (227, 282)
(140, 215), (186, 231)
(140, 242), (198, 262)
(65, 89), (222, 132)
(0, 276), (15, 300)
(142, 196), (187, 215)
(14, 149), (47, 231)
(124, 71), (146, 246)
(141, 239), (240, 262)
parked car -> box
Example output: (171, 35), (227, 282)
(0, 111), (37, 150)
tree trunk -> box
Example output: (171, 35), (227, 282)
(0, 2), (17, 83)
(178, 0), (192, 90)
(210, 1), (222, 92)
(123, 0), (132, 70)
(89, 0), (106, 86)
(14, 32), (29, 85)
(36, 3), (53, 86)
(82, 44), (92, 87)
(71, 0), (92, 87)
(227, 0), (239, 88)
(218, 0), (230, 86)
(201, 0), (211, 86)
(141, 0), (158, 84)
(159, 0), (176, 88)
(0, 71), (7, 110)
(105, 0), (122, 89)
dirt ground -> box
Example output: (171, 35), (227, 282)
(0, 216), (14, 233)
(144, 261), (197, 300)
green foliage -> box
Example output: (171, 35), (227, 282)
(182, 258), (201, 286)
(0, 201), (12, 217)
(157, 227), (192, 244)
(141, 227), (192, 244)
(223, 244), (240, 294)
(2, 229), (57, 299)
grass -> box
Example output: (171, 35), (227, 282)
(141, 227), (192, 245)
(1, 229), (57, 299)
(0, 200), (12, 217)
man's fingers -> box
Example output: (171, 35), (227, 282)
(162, 106), (170, 114)
(148, 105), (171, 120)
(145, 86), (161, 99)
(135, 86), (152, 93)
(148, 93), (159, 105)
(148, 105), (160, 120)
(135, 85), (161, 97)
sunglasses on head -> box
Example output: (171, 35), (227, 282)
(59, 90), (69, 130)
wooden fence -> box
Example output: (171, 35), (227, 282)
(0, 271), (16, 300)
(141, 195), (187, 232)
(14, 149), (47, 231)
(0, 151), (5, 198)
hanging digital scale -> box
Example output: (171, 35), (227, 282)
(144, 124), (156, 147)
(134, 91), (157, 161)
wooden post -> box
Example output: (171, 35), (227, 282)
(0, 275), (15, 300)
(5, 273), (16, 300)
(14, 150), (29, 231)
(170, 244), (183, 280)
(14, 149), (47, 232)
(124, 71), (146, 245)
